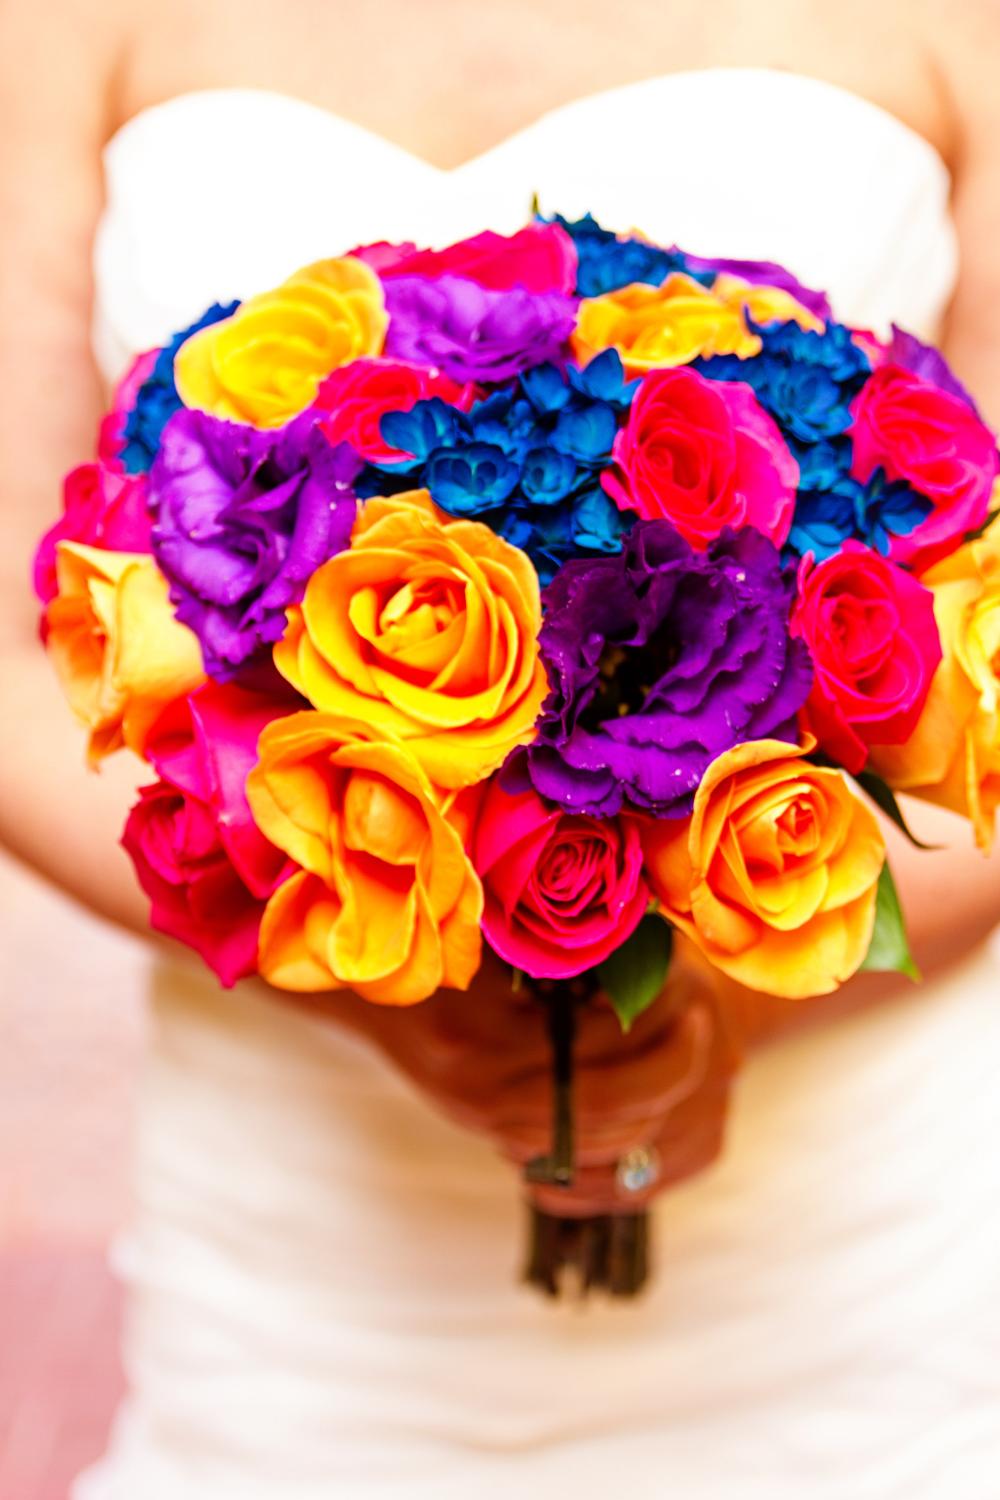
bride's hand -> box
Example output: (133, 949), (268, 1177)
(319, 941), (738, 1217)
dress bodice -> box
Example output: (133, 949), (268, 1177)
(78, 70), (1000, 1500)
(91, 67), (958, 382)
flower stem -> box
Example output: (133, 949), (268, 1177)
(524, 981), (577, 1187)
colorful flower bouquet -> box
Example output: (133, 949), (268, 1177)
(36, 213), (1000, 1294)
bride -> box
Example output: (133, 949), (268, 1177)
(3, 0), (1000, 1494)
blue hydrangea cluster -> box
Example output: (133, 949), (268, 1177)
(695, 319), (871, 444)
(358, 350), (639, 582)
(120, 301), (239, 473)
(785, 440), (932, 561)
(540, 212), (709, 298)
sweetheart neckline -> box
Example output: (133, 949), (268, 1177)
(103, 64), (953, 188)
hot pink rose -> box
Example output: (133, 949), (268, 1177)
(313, 357), (472, 463)
(359, 222), (578, 294)
(602, 367), (799, 549)
(33, 462), (153, 603)
(850, 365), (999, 569)
(97, 348), (158, 468)
(473, 782), (648, 979)
(346, 240), (420, 275)
(793, 541), (942, 773)
(123, 683), (292, 985)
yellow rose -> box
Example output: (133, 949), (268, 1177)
(869, 529), (1000, 849)
(274, 490), (549, 789)
(44, 543), (205, 765)
(247, 713), (483, 1003)
(174, 257), (387, 428)
(641, 738), (885, 998)
(571, 272), (822, 374)
(711, 273), (825, 335)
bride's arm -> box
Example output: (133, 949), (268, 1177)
(0, 2), (150, 930)
(862, 16), (1000, 982)
(742, 17), (1000, 1044)
(935, 5), (1000, 427)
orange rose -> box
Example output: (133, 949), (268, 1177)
(869, 528), (1000, 849)
(641, 738), (885, 998)
(246, 713), (483, 1003)
(572, 272), (821, 374)
(274, 491), (549, 789)
(174, 257), (388, 427)
(44, 542), (205, 765)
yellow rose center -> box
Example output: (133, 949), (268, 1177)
(348, 576), (468, 680)
(735, 784), (828, 879)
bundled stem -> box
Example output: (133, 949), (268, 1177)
(521, 975), (651, 1298)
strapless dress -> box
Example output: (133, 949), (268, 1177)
(77, 68), (1000, 1500)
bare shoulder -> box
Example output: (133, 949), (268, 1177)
(915, 0), (1000, 94)
(0, 0), (129, 127)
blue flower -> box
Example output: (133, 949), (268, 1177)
(785, 440), (932, 561)
(500, 485), (628, 585)
(379, 399), (466, 468)
(521, 449), (580, 505)
(856, 467), (934, 556)
(468, 391), (546, 455)
(424, 443), (521, 513)
(566, 348), (643, 409)
(521, 361), (573, 414)
(549, 402), (618, 462)
(697, 320), (870, 444)
(120, 302), (239, 473)
(539, 212), (710, 298)
(359, 351), (638, 576)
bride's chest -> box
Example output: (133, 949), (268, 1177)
(119, 0), (948, 173)
(92, 66), (959, 383)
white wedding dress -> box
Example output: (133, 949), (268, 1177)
(77, 69), (1000, 1500)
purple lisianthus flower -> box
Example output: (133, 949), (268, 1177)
(512, 520), (812, 817)
(383, 274), (578, 384)
(149, 410), (358, 680)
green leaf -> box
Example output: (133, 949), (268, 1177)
(529, 189), (541, 217)
(962, 506), (1000, 545)
(852, 770), (940, 851)
(596, 916), (673, 1032)
(860, 862), (920, 981)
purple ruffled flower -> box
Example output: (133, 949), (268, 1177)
(383, 274), (578, 384)
(150, 410), (358, 680)
(512, 520), (812, 817)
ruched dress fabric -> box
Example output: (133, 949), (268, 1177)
(77, 69), (1000, 1500)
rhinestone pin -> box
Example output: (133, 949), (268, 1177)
(615, 1145), (661, 1195)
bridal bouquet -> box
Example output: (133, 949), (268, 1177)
(36, 214), (999, 1291)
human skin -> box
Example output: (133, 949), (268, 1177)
(1, 0), (999, 1209)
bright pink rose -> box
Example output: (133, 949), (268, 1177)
(314, 357), (472, 463)
(793, 541), (942, 774)
(346, 240), (420, 275)
(602, 367), (799, 549)
(849, 365), (999, 569)
(473, 782), (648, 979)
(33, 462), (153, 603)
(97, 348), (158, 468)
(124, 683), (292, 985)
(367, 223), (578, 294)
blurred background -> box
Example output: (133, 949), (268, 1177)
(0, 850), (147, 1500)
